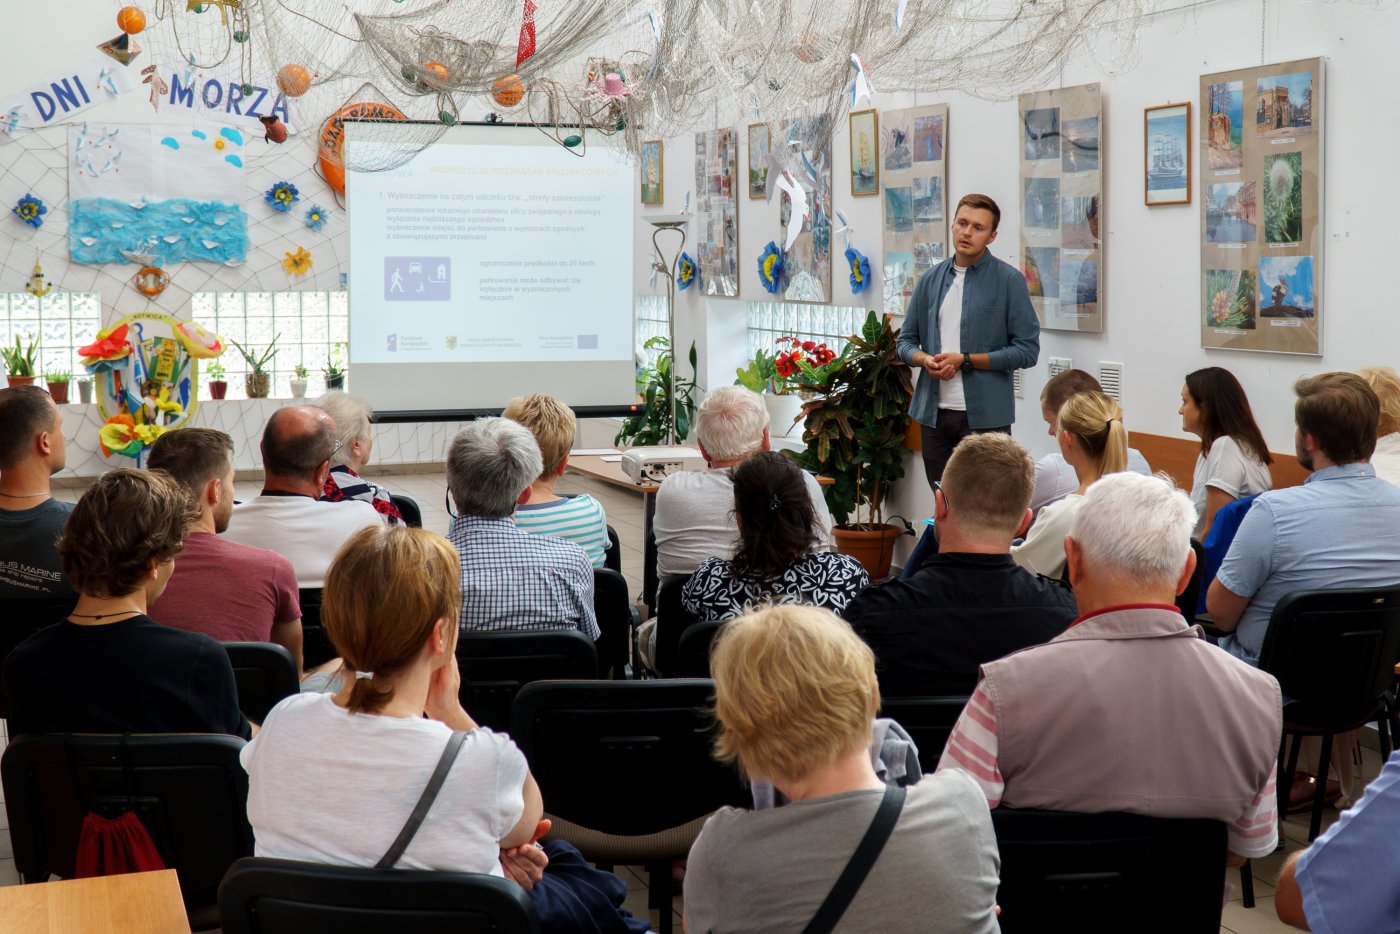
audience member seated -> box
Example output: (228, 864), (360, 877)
(2, 469), (249, 738)
(1011, 390), (1127, 580)
(312, 390), (403, 524)
(0, 386), (75, 603)
(654, 386), (833, 577)
(684, 604), (1001, 933)
(682, 451), (868, 621)
(502, 393), (609, 567)
(845, 433), (1077, 696)
(446, 418), (598, 639)
(939, 472), (1282, 866)
(1276, 748), (1400, 932)
(1031, 369), (1151, 514)
(222, 405), (382, 588)
(241, 524), (647, 932)
(1208, 373), (1400, 664)
(1180, 367), (1273, 540)
(1357, 365), (1400, 489)
(147, 428), (304, 674)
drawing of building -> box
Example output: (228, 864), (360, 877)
(1256, 85), (1293, 130)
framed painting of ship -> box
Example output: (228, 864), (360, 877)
(1145, 102), (1191, 205)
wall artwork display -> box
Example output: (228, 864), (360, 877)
(1199, 57), (1323, 354)
(849, 109), (879, 196)
(778, 115), (833, 303)
(1145, 102), (1191, 205)
(747, 123), (770, 199)
(694, 127), (740, 297)
(640, 140), (663, 204)
(1019, 82), (1102, 332)
(880, 103), (948, 316)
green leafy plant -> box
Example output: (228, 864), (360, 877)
(615, 336), (699, 446)
(324, 343), (346, 380)
(207, 362), (227, 381)
(791, 311), (914, 527)
(735, 336), (842, 395)
(231, 335), (280, 375)
(45, 368), (71, 384)
(294, 364), (309, 380)
(1, 335), (39, 377)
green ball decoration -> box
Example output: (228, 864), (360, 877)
(438, 111), (457, 126)
(402, 67), (416, 83)
(241, 83), (254, 95)
(615, 117), (627, 131)
(192, 2), (207, 12)
(563, 134), (582, 148)
(233, 30), (248, 43)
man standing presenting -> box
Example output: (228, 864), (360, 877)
(897, 193), (1040, 487)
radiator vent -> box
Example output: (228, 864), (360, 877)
(1048, 356), (1073, 378)
(1099, 361), (1124, 403)
(1013, 369), (1024, 399)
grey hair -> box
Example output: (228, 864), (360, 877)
(446, 418), (544, 518)
(312, 391), (374, 468)
(1070, 472), (1197, 589)
(696, 386), (770, 462)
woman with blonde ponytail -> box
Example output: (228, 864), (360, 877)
(1012, 391), (1128, 579)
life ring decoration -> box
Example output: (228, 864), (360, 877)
(318, 101), (408, 195)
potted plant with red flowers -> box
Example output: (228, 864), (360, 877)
(735, 335), (842, 438)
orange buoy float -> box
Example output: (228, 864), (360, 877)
(277, 64), (312, 98)
(117, 6), (146, 34)
(317, 101), (408, 194)
(423, 61), (450, 84)
(491, 74), (525, 108)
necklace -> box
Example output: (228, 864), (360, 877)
(0, 491), (49, 498)
(68, 609), (142, 620)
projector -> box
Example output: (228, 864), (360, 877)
(620, 447), (707, 485)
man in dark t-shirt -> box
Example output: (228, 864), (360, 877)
(0, 386), (75, 602)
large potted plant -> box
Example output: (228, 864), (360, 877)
(615, 336), (698, 447)
(2, 335), (38, 387)
(232, 335), (279, 399)
(792, 311), (913, 578)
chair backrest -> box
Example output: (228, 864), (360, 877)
(592, 567), (636, 679)
(674, 618), (725, 678)
(1176, 538), (1205, 623)
(0, 597), (77, 717)
(653, 574), (699, 675)
(218, 856), (539, 934)
(297, 588), (336, 669)
(389, 493), (424, 529)
(604, 524), (623, 573)
(876, 696), (970, 772)
(1258, 586), (1400, 722)
(991, 807), (1227, 933)
(511, 679), (749, 841)
(455, 630), (598, 732)
(1, 733), (253, 911)
(223, 642), (299, 724)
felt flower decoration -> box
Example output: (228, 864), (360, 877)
(264, 181), (300, 213)
(304, 204), (327, 231)
(79, 323), (133, 372)
(12, 193), (47, 229)
(676, 252), (697, 290)
(845, 246), (871, 294)
(758, 241), (786, 295)
(99, 413), (142, 458)
(283, 246), (313, 276)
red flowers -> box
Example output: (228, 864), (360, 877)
(771, 335), (838, 387)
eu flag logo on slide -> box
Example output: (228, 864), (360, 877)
(386, 334), (397, 352)
(385, 257), (450, 301)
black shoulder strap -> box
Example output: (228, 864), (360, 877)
(376, 730), (468, 869)
(801, 783), (906, 934)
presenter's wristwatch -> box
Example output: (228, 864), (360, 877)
(960, 355), (974, 374)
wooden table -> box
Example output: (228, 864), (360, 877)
(0, 869), (190, 934)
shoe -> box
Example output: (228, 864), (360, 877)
(1287, 773), (1341, 813)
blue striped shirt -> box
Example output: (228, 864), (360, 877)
(513, 494), (610, 568)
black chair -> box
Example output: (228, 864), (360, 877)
(390, 493), (424, 528)
(604, 524), (623, 574)
(992, 807), (1228, 933)
(511, 679), (750, 934)
(2, 733), (253, 929)
(674, 618), (724, 678)
(1258, 585), (1400, 841)
(876, 695), (971, 772)
(297, 588), (337, 669)
(223, 642), (299, 724)
(456, 630), (597, 732)
(593, 567), (639, 679)
(1176, 538), (1205, 623)
(0, 596), (76, 717)
(218, 856), (539, 934)
(652, 574), (698, 676)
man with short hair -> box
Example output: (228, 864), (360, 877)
(221, 406), (382, 589)
(653, 386), (833, 577)
(147, 428), (304, 674)
(939, 472), (1283, 866)
(896, 193), (1040, 488)
(1032, 369), (1153, 514)
(446, 418), (598, 639)
(844, 434), (1077, 696)
(1207, 372), (1400, 664)
(0, 386), (74, 603)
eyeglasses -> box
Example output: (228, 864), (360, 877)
(933, 480), (950, 511)
(327, 439), (343, 462)
(445, 488), (458, 520)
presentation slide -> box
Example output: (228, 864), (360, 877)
(345, 122), (636, 415)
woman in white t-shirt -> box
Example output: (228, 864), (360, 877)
(1179, 368), (1273, 540)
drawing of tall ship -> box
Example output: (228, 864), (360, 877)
(1149, 134), (1185, 179)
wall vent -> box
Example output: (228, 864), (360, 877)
(1013, 369), (1024, 399)
(1099, 361), (1124, 403)
(1048, 356), (1073, 378)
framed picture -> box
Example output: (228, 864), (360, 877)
(880, 103), (947, 314)
(849, 109), (879, 196)
(1145, 102), (1191, 205)
(640, 140), (663, 204)
(747, 123), (770, 199)
(695, 128), (740, 296)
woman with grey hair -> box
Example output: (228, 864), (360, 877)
(312, 390), (403, 524)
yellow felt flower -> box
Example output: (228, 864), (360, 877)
(283, 247), (313, 276)
(133, 423), (165, 445)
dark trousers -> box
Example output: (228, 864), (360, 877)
(919, 409), (1011, 490)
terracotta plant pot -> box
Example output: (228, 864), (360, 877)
(46, 381), (70, 404)
(6, 374), (37, 388)
(833, 523), (904, 580)
(208, 379), (228, 400)
(77, 380), (93, 403)
(245, 372), (271, 399)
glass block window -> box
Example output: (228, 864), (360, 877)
(635, 294), (669, 367)
(746, 302), (867, 363)
(191, 290), (349, 399)
(0, 292), (102, 381)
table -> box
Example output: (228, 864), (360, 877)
(0, 869), (190, 934)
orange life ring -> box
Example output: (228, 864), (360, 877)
(318, 101), (408, 194)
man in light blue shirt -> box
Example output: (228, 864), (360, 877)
(1207, 372), (1400, 662)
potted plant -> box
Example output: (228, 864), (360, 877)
(45, 369), (71, 404)
(736, 335), (842, 438)
(792, 310), (914, 578)
(207, 362), (228, 400)
(324, 343), (346, 390)
(77, 377), (94, 404)
(290, 364), (309, 399)
(2, 334), (38, 387)
(615, 336), (699, 447)
(232, 335), (279, 399)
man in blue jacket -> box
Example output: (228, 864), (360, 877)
(896, 193), (1040, 488)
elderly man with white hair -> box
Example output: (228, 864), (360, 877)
(653, 386), (834, 577)
(937, 471), (1283, 867)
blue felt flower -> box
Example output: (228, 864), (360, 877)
(12, 193), (47, 229)
(265, 181), (300, 213)
(304, 204), (327, 231)
(676, 252), (697, 290)
(845, 245), (871, 294)
(758, 241), (785, 295)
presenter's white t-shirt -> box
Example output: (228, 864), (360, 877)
(1190, 435), (1273, 539)
(223, 494), (384, 588)
(937, 263), (967, 411)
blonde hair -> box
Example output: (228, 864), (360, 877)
(942, 433), (1035, 536)
(709, 605), (878, 785)
(322, 525), (462, 715)
(503, 393), (577, 480)
(312, 391), (374, 468)
(1358, 366), (1400, 438)
(1058, 391), (1128, 479)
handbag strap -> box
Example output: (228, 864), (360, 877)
(801, 783), (907, 934)
(376, 730), (468, 869)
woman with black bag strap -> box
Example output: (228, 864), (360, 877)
(683, 605), (1001, 933)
